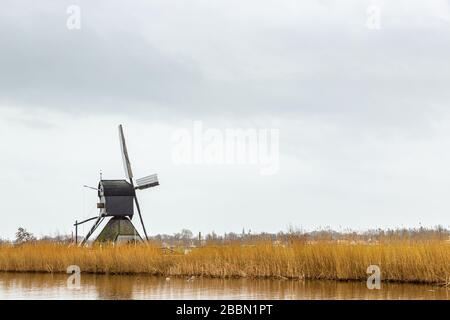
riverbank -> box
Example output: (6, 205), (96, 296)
(0, 241), (449, 284)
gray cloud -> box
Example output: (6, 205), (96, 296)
(0, 0), (449, 127)
(0, 1), (204, 114)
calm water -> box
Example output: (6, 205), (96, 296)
(0, 273), (448, 300)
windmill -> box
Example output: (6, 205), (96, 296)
(75, 125), (159, 245)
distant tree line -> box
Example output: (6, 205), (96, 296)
(1, 225), (449, 246)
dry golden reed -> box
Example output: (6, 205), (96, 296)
(0, 241), (449, 284)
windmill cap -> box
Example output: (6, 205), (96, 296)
(99, 180), (136, 197)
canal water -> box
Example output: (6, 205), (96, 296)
(0, 273), (448, 299)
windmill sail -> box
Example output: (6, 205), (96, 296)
(136, 174), (159, 190)
(119, 124), (133, 181)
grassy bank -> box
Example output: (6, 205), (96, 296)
(0, 241), (449, 284)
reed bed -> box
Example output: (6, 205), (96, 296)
(0, 241), (449, 284)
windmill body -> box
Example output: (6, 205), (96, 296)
(98, 180), (135, 218)
(76, 125), (159, 245)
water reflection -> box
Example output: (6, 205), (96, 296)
(0, 273), (448, 300)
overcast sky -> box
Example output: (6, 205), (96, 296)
(1, 0), (450, 239)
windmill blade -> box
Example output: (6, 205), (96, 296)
(118, 124), (134, 181)
(135, 174), (159, 190)
(134, 195), (149, 241)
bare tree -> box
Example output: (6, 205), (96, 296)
(15, 227), (36, 244)
(180, 229), (193, 240)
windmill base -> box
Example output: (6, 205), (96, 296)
(95, 217), (143, 244)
